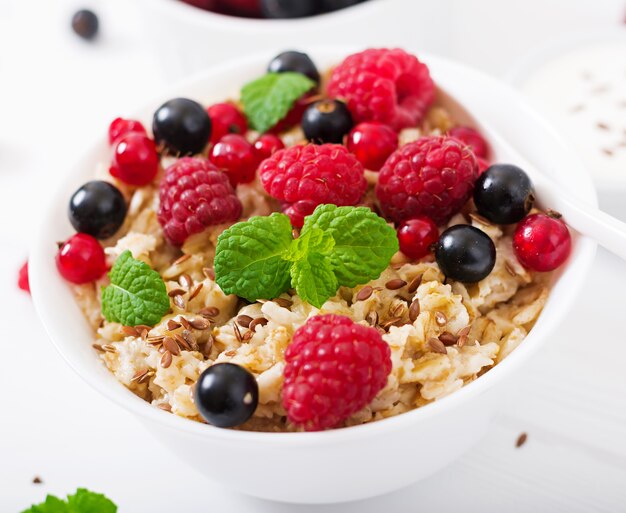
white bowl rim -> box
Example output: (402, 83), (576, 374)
(30, 48), (597, 446)
(143, 0), (385, 30)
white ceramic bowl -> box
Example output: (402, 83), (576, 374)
(30, 49), (597, 504)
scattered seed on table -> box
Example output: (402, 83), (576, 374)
(516, 432), (528, 448)
(71, 9), (99, 40)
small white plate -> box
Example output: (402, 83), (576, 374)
(506, 29), (626, 192)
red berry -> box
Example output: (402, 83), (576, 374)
(180, 0), (218, 10)
(259, 143), (367, 228)
(110, 133), (159, 186)
(327, 48), (435, 131)
(18, 261), (30, 293)
(209, 134), (257, 186)
(476, 156), (490, 175)
(253, 133), (285, 161)
(376, 135), (479, 225)
(448, 126), (490, 159)
(207, 103), (248, 145)
(158, 157), (242, 246)
(397, 217), (439, 260)
(513, 213), (571, 272)
(282, 314), (392, 431)
(56, 234), (107, 284)
(108, 117), (147, 145)
(347, 122), (398, 171)
(217, 0), (261, 16)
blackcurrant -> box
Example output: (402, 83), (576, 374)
(260, 0), (319, 18)
(267, 50), (320, 84)
(68, 181), (127, 239)
(153, 98), (212, 156)
(302, 99), (353, 144)
(71, 9), (99, 40)
(473, 164), (534, 224)
(195, 363), (258, 428)
(435, 225), (496, 282)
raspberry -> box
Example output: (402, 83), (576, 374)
(259, 143), (366, 227)
(327, 48), (435, 131)
(282, 314), (392, 431)
(376, 135), (479, 225)
(158, 157), (242, 246)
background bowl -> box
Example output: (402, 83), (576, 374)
(29, 49), (597, 503)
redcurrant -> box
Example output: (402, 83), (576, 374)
(448, 126), (490, 159)
(513, 213), (571, 272)
(18, 261), (30, 293)
(207, 103), (248, 145)
(253, 134), (284, 160)
(108, 117), (147, 145)
(56, 234), (107, 284)
(110, 133), (159, 186)
(397, 217), (439, 260)
(347, 122), (398, 171)
(209, 134), (257, 186)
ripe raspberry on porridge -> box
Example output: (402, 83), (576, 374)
(56, 48), (572, 432)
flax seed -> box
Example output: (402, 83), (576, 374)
(233, 323), (243, 342)
(516, 432), (528, 448)
(188, 283), (204, 301)
(428, 337), (447, 354)
(381, 316), (403, 330)
(189, 317), (211, 330)
(249, 317), (268, 331)
(202, 267), (215, 281)
(366, 311), (379, 326)
(179, 273), (193, 289)
(409, 299), (420, 322)
(163, 336), (180, 356)
(439, 332), (458, 346)
(242, 330), (254, 341)
(160, 350), (173, 369)
(435, 311), (447, 326)
(236, 315), (253, 328)
(356, 286), (374, 301)
(173, 254), (191, 266)
(199, 306), (220, 318)
(121, 326), (139, 337)
(174, 333), (191, 351)
(167, 319), (182, 331)
(168, 288), (186, 297)
(504, 261), (518, 277)
(407, 275), (423, 294)
(274, 298), (293, 309)
(179, 317), (192, 330)
(385, 279), (407, 290)
(457, 325), (471, 347)
(157, 403), (172, 413)
(173, 294), (186, 310)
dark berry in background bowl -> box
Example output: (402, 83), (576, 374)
(180, 0), (368, 18)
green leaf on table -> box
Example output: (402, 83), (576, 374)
(21, 488), (117, 513)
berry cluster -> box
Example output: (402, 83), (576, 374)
(180, 0), (368, 19)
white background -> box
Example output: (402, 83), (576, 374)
(1, 0), (626, 511)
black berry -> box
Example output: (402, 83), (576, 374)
(302, 99), (353, 144)
(319, 0), (365, 12)
(153, 98), (212, 156)
(435, 225), (496, 283)
(68, 181), (127, 239)
(195, 363), (259, 428)
(260, 0), (319, 18)
(268, 50), (320, 84)
(71, 9), (99, 40)
(473, 164), (535, 224)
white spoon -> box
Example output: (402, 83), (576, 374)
(439, 88), (626, 260)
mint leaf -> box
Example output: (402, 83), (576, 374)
(214, 213), (294, 302)
(301, 205), (399, 287)
(101, 250), (170, 327)
(22, 489), (117, 513)
(241, 72), (315, 133)
(284, 227), (334, 261)
(290, 252), (338, 308)
(67, 489), (117, 513)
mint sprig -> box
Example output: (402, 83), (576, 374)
(101, 250), (170, 327)
(214, 205), (398, 308)
(22, 488), (117, 513)
(241, 72), (315, 133)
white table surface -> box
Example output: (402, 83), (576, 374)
(2, 0), (626, 510)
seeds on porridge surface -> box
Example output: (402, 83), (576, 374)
(233, 322), (243, 342)
(173, 294), (186, 309)
(131, 369), (149, 383)
(249, 317), (268, 331)
(439, 331), (458, 346)
(457, 325), (471, 347)
(160, 350), (173, 369)
(167, 319), (182, 331)
(163, 336), (180, 356)
(385, 279), (407, 290)
(174, 333), (191, 351)
(409, 299), (420, 322)
(147, 335), (165, 344)
(179, 317), (192, 330)
(225, 349), (237, 357)
(381, 316), (403, 330)
(158, 344), (167, 354)
(121, 326), (140, 337)
(242, 330), (254, 341)
(356, 286), (374, 301)
(168, 288), (186, 297)
(202, 267), (216, 280)
(101, 344), (117, 353)
(274, 297), (293, 309)
(504, 261), (518, 277)
(157, 403), (172, 412)
(92, 343), (104, 352)
(202, 335), (215, 358)
(391, 302), (406, 318)
(236, 315), (253, 328)
(179, 273), (193, 289)
(428, 337), (447, 354)
(188, 283), (204, 301)
(182, 329), (198, 350)
(189, 317), (211, 330)
(435, 311), (447, 326)
(407, 274), (423, 294)
(199, 306), (220, 318)
(173, 254), (191, 266)
(366, 311), (379, 326)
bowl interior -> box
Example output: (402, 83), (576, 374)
(29, 49), (597, 444)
